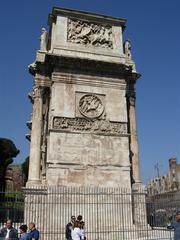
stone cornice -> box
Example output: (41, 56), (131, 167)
(30, 52), (140, 81)
(28, 60), (53, 77)
(49, 7), (127, 29)
(29, 51), (141, 84)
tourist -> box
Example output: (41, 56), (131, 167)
(71, 221), (82, 240)
(28, 222), (39, 240)
(77, 215), (82, 222)
(19, 225), (30, 240)
(66, 216), (76, 240)
(167, 211), (180, 240)
(0, 219), (18, 240)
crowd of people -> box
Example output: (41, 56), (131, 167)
(66, 215), (86, 240)
(0, 219), (39, 240)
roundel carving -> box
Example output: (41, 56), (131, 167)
(78, 94), (104, 119)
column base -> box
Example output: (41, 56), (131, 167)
(26, 179), (42, 187)
(132, 182), (145, 191)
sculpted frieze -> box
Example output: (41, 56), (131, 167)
(53, 117), (127, 135)
(67, 18), (113, 49)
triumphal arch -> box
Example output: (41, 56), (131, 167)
(26, 7), (146, 240)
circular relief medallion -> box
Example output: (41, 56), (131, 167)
(79, 94), (104, 119)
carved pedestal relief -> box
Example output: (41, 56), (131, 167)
(67, 18), (113, 49)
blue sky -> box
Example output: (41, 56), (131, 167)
(0, 0), (179, 184)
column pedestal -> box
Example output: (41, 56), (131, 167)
(132, 183), (149, 237)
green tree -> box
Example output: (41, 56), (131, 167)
(0, 138), (20, 190)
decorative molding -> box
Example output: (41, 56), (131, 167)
(78, 94), (104, 119)
(52, 117), (127, 135)
(52, 72), (126, 89)
(67, 18), (113, 49)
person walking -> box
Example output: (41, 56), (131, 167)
(28, 222), (39, 240)
(167, 210), (180, 240)
(66, 216), (76, 240)
(19, 225), (30, 240)
(0, 219), (18, 240)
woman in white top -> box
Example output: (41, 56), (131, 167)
(71, 221), (83, 240)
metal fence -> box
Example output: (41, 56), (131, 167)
(147, 191), (180, 228)
(0, 187), (176, 240)
(0, 190), (24, 224)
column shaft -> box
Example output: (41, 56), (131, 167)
(128, 95), (141, 183)
(27, 86), (43, 185)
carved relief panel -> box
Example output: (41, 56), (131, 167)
(67, 18), (113, 49)
(53, 117), (127, 136)
(75, 92), (106, 119)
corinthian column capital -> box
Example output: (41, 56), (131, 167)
(129, 95), (136, 107)
(33, 86), (44, 99)
(126, 90), (136, 107)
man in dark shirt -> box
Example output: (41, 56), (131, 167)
(167, 211), (180, 240)
(0, 219), (18, 240)
(66, 216), (76, 240)
(28, 222), (39, 240)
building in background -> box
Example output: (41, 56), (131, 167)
(5, 165), (26, 191)
(147, 157), (180, 195)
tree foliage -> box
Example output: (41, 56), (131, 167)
(0, 138), (20, 166)
(0, 138), (20, 190)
